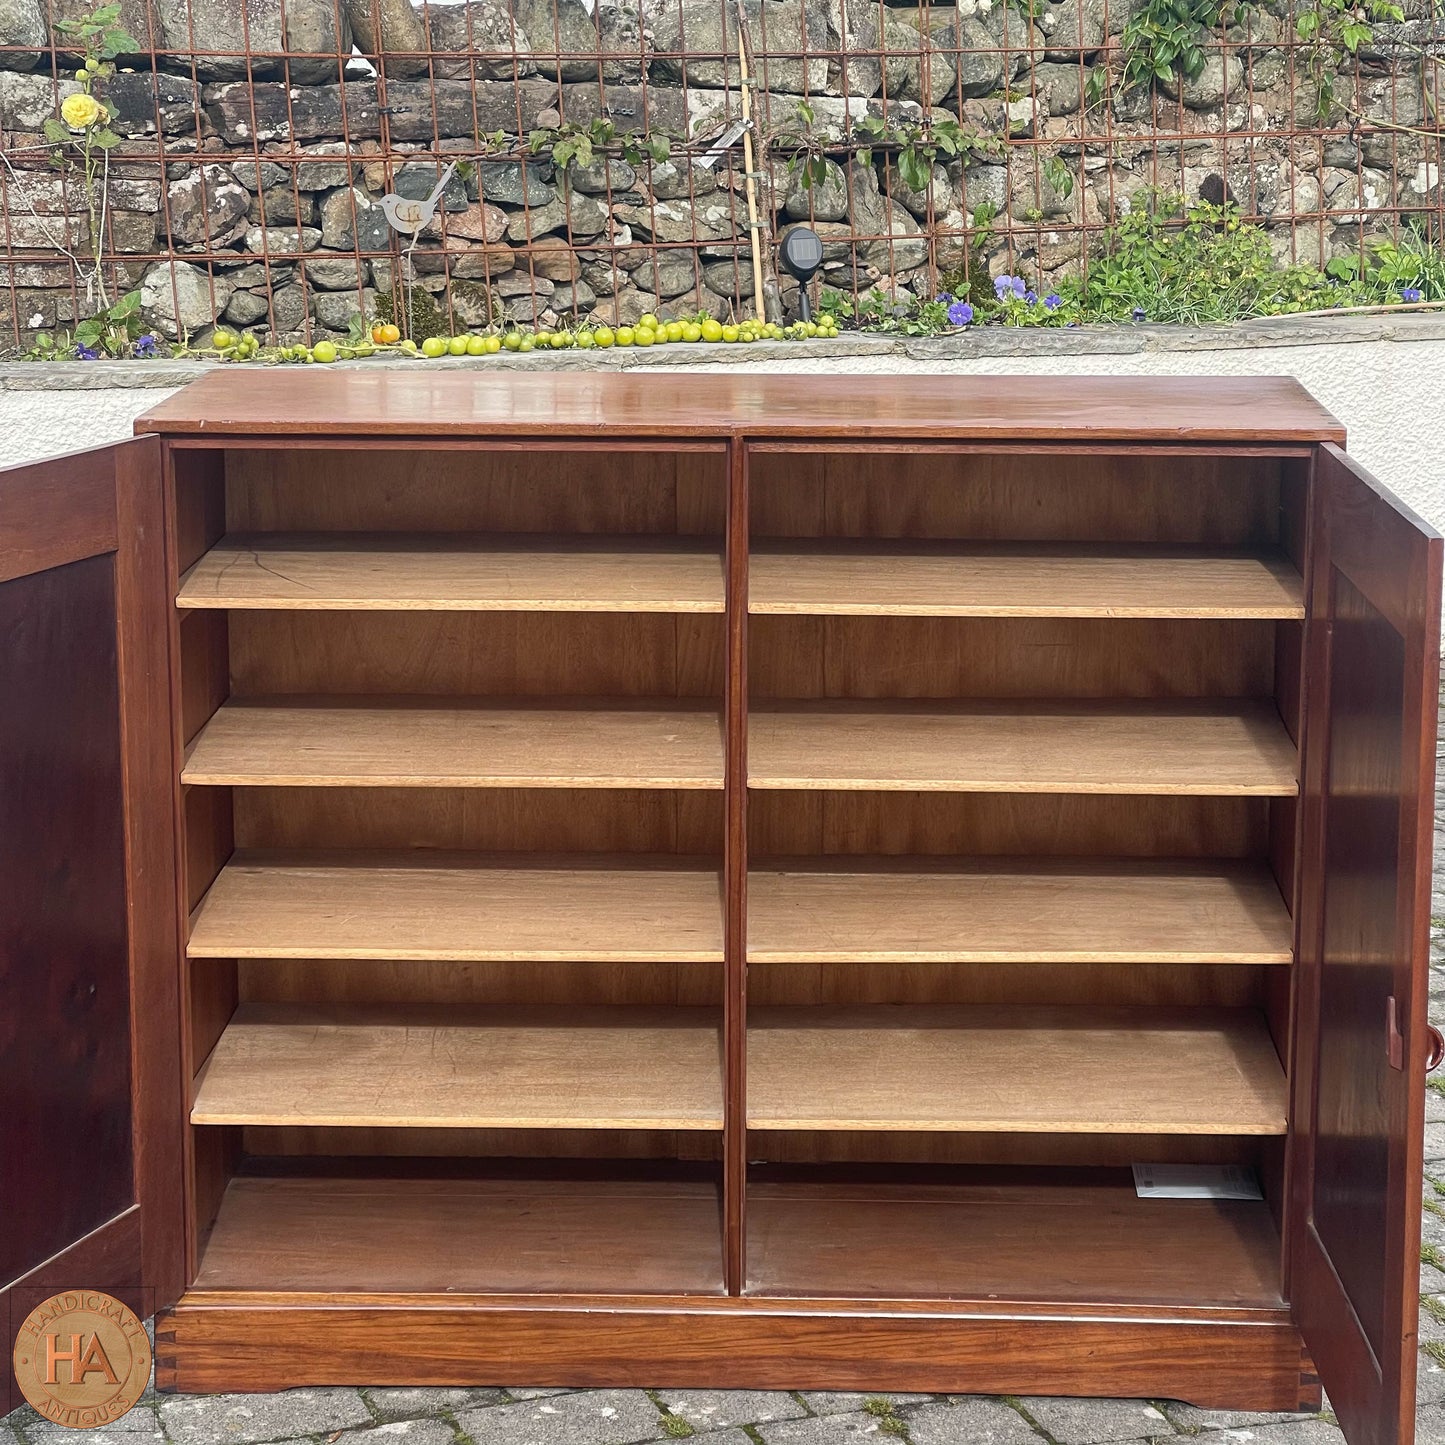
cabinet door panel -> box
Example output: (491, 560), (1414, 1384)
(0, 439), (183, 1414)
(1291, 444), (1443, 1445)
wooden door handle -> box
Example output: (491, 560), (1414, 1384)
(1428, 1025), (1445, 1074)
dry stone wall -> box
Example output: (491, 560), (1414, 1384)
(1, 0), (1441, 346)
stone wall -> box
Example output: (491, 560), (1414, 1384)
(1, 0), (1442, 348)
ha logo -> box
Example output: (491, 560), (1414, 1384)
(12, 1292), (150, 1429)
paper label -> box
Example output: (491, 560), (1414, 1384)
(1131, 1163), (1263, 1200)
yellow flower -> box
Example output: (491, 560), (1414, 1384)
(61, 92), (103, 130)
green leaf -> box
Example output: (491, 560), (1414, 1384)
(899, 146), (930, 194)
(43, 117), (69, 144)
(109, 289), (140, 319)
(795, 100), (815, 127)
(91, 127), (121, 149)
(855, 146), (872, 170)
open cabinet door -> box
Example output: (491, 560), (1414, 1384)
(1291, 444), (1444, 1445)
(1, 439), (185, 1416)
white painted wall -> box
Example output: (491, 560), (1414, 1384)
(4, 331), (1442, 525)
(3, 385), (181, 468)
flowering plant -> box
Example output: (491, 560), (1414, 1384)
(989, 276), (1070, 326)
(35, 3), (135, 313)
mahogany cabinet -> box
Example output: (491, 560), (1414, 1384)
(2, 372), (1440, 1445)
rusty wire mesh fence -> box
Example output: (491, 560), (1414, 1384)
(0, 0), (1442, 349)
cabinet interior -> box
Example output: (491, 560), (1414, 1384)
(169, 440), (1308, 1310)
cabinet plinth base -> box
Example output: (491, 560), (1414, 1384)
(155, 1294), (1320, 1412)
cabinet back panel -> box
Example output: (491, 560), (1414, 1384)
(228, 612), (723, 698)
(749, 453), (1281, 544)
(238, 958), (721, 1008)
(225, 450), (726, 535)
(748, 793), (1265, 858)
(233, 787), (723, 854)
(747, 962), (1261, 1009)
(750, 617), (1274, 700)
(746, 1131), (1263, 1167)
(242, 1126), (724, 1161)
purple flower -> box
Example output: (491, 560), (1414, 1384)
(947, 300), (974, 326)
(1024, 289), (1038, 304)
(1401, 286), (1423, 302)
(935, 291), (954, 304)
(75, 344), (100, 359)
(1009, 276), (1027, 299)
(1131, 306), (1146, 321)
(134, 333), (159, 357)
(994, 273), (1015, 298)
(1044, 293), (1062, 310)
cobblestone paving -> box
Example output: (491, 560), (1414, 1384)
(9, 721), (1445, 1445)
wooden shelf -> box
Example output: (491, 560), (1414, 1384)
(191, 1003), (724, 1129)
(196, 1174), (725, 1295)
(748, 859), (1292, 964)
(747, 1006), (1288, 1134)
(182, 699), (724, 788)
(178, 533), (725, 613)
(750, 543), (1305, 619)
(746, 1169), (1283, 1306)
(188, 851), (723, 961)
(748, 700), (1298, 795)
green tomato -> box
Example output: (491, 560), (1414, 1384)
(311, 340), (338, 363)
(448, 335), (470, 356)
(421, 336), (449, 358)
(503, 332), (523, 351)
(466, 335), (489, 356)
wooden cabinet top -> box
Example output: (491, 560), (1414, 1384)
(135, 371), (1346, 444)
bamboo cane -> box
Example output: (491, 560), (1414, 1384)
(734, 0), (768, 325)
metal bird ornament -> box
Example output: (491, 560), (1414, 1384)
(379, 158), (461, 239)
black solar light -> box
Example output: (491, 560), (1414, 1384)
(780, 226), (825, 322)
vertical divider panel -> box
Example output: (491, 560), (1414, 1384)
(724, 437), (750, 1295)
